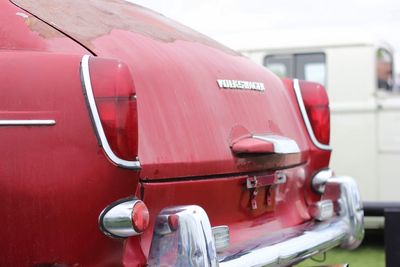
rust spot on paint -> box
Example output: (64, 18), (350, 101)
(24, 16), (65, 39)
(12, 0), (239, 55)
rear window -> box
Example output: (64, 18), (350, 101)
(264, 53), (326, 86)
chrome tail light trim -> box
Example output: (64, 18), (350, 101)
(98, 198), (142, 238)
(292, 79), (332, 151)
(80, 55), (140, 170)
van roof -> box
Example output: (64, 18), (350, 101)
(219, 28), (392, 52)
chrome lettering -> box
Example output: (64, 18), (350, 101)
(216, 79), (265, 92)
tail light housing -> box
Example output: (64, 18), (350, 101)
(299, 80), (330, 145)
(81, 55), (140, 169)
(99, 198), (150, 238)
(290, 79), (331, 150)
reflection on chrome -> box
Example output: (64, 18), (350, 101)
(312, 168), (334, 194)
(212, 225), (230, 252)
(309, 199), (334, 221)
(148, 205), (218, 267)
(323, 176), (364, 250)
(98, 198), (142, 238)
(252, 134), (300, 154)
(147, 176), (364, 267)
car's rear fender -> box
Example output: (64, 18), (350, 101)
(0, 51), (139, 266)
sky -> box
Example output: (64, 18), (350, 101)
(130, 0), (400, 67)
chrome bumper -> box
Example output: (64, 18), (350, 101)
(147, 176), (364, 267)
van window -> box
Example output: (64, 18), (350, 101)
(376, 48), (393, 91)
(264, 55), (293, 78)
(295, 53), (326, 85)
(264, 53), (326, 86)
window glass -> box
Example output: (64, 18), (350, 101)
(304, 63), (325, 85)
(295, 53), (326, 86)
(264, 53), (326, 86)
(264, 55), (293, 78)
(376, 48), (393, 91)
(267, 63), (288, 77)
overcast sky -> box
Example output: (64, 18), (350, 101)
(130, 0), (400, 66)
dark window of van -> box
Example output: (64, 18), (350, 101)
(264, 53), (326, 86)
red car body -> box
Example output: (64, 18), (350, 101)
(0, 1), (363, 266)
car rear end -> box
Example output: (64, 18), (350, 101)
(3, 0), (363, 266)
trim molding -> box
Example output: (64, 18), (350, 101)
(0, 120), (56, 126)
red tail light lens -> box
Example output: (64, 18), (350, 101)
(89, 57), (138, 160)
(132, 201), (150, 233)
(299, 81), (330, 145)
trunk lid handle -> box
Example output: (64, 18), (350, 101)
(231, 134), (300, 155)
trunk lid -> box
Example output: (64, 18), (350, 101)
(14, 0), (310, 180)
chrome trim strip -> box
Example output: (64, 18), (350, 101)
(0, 120), (56, 126)
(80, 55), (140, 170)
(292, 79), (332, 151)
(147, 175), (363, 267)
(252, 134), (300, 154)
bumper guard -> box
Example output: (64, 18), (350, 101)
(147, 176), (364, 267)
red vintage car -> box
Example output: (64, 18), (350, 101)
(0, 0), (363, 266)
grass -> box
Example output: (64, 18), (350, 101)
(295, 230), (385, 267)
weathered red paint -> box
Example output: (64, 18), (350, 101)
(0, 0), (331, 266)
(138, 165), (313, 255)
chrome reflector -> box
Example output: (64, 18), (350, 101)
(212, 226), (230, 252)
(309, 200), (334, 221)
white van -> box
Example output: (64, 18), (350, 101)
(234, 34), (399, 227)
